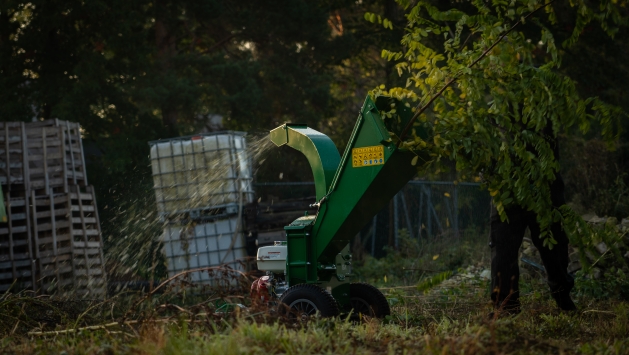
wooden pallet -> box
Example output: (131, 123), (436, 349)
(31, 187), (104, 252)
(31, 186), (107, 297)
(31, 192), (73, 258)
(0, 193), (34, 264)
(37, 252), (106, 298)
(0, 122), (29, 190)
(25, 126), (70, 195)
(1, 120), (102, 296)
(27, 119), (88, 188)
(0, 259), (36, 293)
(36, 262), (106, 299)
(0, 120), (88, 196)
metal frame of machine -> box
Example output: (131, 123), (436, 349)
(254, 95), (429, 318)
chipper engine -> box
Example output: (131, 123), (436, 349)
(253, 95), (427, 318)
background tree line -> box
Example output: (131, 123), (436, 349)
(1, 1), (629, 276)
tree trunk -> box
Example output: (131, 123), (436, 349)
(154, 7), (179, 136)
(161, 107), (179, 136)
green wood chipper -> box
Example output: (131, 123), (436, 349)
(253, 95), (428, 318)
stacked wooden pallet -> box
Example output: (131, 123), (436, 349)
(0, 190), (36, 292)
(0, 120), (106, 297)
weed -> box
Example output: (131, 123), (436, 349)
(574, 268), (629, 301)
(2, 231), (629, 354)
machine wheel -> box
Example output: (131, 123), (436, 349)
(346, 282), (390, 318)
(279, 284), (340, 319)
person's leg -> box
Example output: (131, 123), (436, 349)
(490, 207), (528, 313)
(528, 215), (576, 310)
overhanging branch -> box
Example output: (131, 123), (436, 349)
(397, 1), (557, 146)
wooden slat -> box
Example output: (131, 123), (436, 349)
(29, 167), (68, 175)
(36, 248), (72, 259)
(38, 253), (73, 265)
(33, 221), (71, 232)
(27, 140), (64, 148)
(34, 233), (72, 245)
(0, 269), (32, 279)
(69, 192), (93, 200)
(72, 229), (100, 236)
(5, 212), (26, 220)
(27, 152), (65, 160)
(72, 217), (96, 224)
(73, 269), (104, 277)
(30, 180), (65, 190)
(71, 205), (95, 212)
(0, 239), (28, 247)
(34, 209), (70, 219)
(31, 199), (67, 209)
(72, 243), (102, 250)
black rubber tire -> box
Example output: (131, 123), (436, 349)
(346, 282), (390, 318)
(279, 284), (340, 318)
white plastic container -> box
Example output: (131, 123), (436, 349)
(149, 132), (254, 217)
(161, 218), (248, 284)
(256, 243), (287, 273)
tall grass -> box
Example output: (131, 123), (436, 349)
(2, 265), (628, 355)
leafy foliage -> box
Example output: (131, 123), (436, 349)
(373, 1), (629, 252)
(574, 268), (629, 301)
(354, 228), (489, 287)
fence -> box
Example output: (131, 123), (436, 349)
(253, 181), (491, 258)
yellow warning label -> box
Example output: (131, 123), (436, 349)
(352, 145), (385, 168)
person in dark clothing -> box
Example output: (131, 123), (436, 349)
(489, 125), (577, 314)
(489, 174), (577, 313)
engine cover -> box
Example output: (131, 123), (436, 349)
(256, 243), (287, 273)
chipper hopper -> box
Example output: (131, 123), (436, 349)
(254, 95), (428, 318)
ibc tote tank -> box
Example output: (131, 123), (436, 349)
(149, 132), (254, 284)
(149, 132), (254, 219)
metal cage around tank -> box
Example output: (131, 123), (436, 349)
(161, 219), (248, 285)
(149, 132), (254, 286)
(148, 132), (254, 223)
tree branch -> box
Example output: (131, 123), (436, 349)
(397, 0), (557, 146)
(200, 33), (238, 55)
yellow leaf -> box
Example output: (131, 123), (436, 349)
(490, 189), (499, 196)
(384, 275), (388, 283)
(444, 192), (451, 197)
(411, 156), (418, 166)
(432, 254), (439, 260)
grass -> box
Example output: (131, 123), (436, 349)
(2, 271), (628, 354)
(2, 232), (628, 354)
(2, 292), (628, 354)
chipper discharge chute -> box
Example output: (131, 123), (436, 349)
(253, 95), (428, 318)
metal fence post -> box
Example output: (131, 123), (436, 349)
(417, 187), (423, 241)
(425, 185), (432, 239)
(453, 183), (459, 239)
(393, 193), (399, 248)
(400, 190), (414, 240)
(371, 215), (377, 255)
